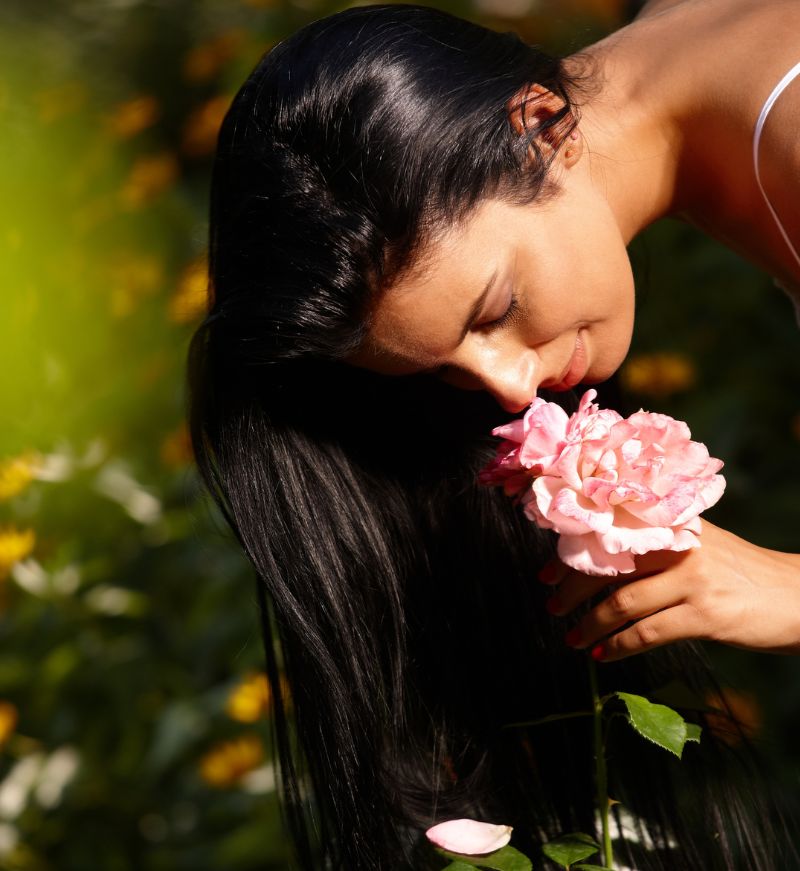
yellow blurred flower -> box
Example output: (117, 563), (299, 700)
(199, 735), (264, 788)
(105, 253), (164, 318)
(169, 255), (210, 324)
(106, 95), (161, 139)
(119, 152), (180, 209)
(0, 452), (41, 501)
(619, 351), (696, 398)
(181, 95), (231, 158)
(35, 81), (87, 123)
(182, 30), (246, 83)
(0, 702), (17, 747)
(160, 422), (194, 468)
(0, 527), (35, 581)
(705, 687), (761, 747)
(225, 672), (290, 722)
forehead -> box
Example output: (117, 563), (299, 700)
(354, 199), (512, 372)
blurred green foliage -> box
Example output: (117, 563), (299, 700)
(0, 0), (797, 869)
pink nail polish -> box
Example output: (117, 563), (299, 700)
(591, 645), (605, 662)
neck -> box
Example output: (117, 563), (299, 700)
(564, 24), (693, 245)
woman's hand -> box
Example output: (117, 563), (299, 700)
(540, 519), (800, 661)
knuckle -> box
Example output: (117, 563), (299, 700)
(687, 597), (720, 642)
(634, 619), (658, 648)
(609, 587), (634, 617)
(688, 583), (720, 625)
(687, 593), (709, 621)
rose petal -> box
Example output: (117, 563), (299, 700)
(550, 442), (584, 490)
(558, 532), (637, 576)
(671, 527), (702, 551)
(425, 819), (513, 855)
(532, 478), (613, 536)
(597, 517), (675, 555)
(682, 515), (702, 535)
(518, 404), (570, 465)
(659, 439), (713, 477)
(622, 480), (698, 526)
(491, 419), (525, 444)
(578, 388), (598, 410)
(670, 474), (726, 525)
(627, 411), (692, 447)
(552, 487), (615, 534)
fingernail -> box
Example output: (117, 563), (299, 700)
(591, 645), (605, 662)
(564, 627), (581, 647)
(545, 595), (563, 616)
(538, 563), (558, 584)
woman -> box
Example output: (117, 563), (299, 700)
(187, 2), (800, 868)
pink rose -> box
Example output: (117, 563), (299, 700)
(480, 389), (725, 576)
(425, 818), (513, 854)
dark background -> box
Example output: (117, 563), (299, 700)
(0, 0), (797, 868)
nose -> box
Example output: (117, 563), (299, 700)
(443, 345), (542, 413)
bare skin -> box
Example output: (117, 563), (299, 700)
(349, 0), (800, 661)
(583, 0), (800, 281)
(543, 519), (800, 661)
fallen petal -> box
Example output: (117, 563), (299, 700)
(425, 818), (513, 854)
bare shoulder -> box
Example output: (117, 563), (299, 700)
(622, 1), (800, 98)
(634, 0), (800, 30)
(633, 0), (691, 22)
(598, 0), (800, 283)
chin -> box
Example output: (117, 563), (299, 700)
(580, 358), (625, 389)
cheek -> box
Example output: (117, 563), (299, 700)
(514, 200), (634, 345)
(589, 277), (636, 381)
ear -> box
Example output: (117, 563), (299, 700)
(507, 83), (581, 168)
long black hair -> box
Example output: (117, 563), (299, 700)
(186, 5), (799, 869)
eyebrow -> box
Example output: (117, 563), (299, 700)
(458, 267), (498, 343)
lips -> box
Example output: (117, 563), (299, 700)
(544, 331), (589, 392)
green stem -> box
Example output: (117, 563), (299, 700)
(501, 710), (594, 730)
(588, 654), (614, 870)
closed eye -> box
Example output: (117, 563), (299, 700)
(479, 293), (521, 331)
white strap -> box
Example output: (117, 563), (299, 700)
(752, 60), (800, 270)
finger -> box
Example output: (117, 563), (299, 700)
(589, 602), (706, 663)
(564, 572), (681, 649)
(549, 546), (693, 614)
(632, 547), (692, 576)
(546, 570), (613, 616)
(539, 550), (688, 628)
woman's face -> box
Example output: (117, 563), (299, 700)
(349, 179), (636, 413)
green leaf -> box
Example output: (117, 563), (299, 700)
(685, 722), (702, 743)
(437, 846), (532, 871)
(442, 863), (478, 871)
(541, 833), (600, 867)
(616, 692), (694, 759)
(573, 865), (614, 870)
